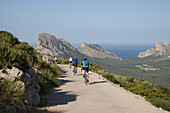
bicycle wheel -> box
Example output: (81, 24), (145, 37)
(73, 67), (76, 75)
(84, 70), (88, 85)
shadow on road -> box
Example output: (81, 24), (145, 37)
(76, 73), (84, 76)
(59, 79), (74, 86)
(47, 90), (78, 107)
(45, 77), (77, 109)
(89, 80), (107, 85)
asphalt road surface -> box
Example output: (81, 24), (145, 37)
(46, 64), (169, 113)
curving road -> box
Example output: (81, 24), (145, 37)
(46, 64), (169, 113)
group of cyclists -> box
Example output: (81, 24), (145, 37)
(69, 57), (89, 83)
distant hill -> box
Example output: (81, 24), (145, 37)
(138, 42), (170, 58)
(76, 42), (122, 60)
(35, 33), (121, 60)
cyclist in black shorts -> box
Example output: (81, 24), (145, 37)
(81, 58), (89, 81)
(72, 57), (78, 73)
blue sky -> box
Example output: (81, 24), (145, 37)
(0, 0), (170, 45)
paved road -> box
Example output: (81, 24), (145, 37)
(46, 64), (169, 113)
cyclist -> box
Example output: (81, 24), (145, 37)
(54, 57), (58, 64)
(72, 57), (78, 73)
(81, 58), (89, 82)
(69, 57), (72, 68)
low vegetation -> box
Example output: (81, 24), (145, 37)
(135, 64), (160, 71)
(88, 63), (170, 111)
(91, 56), (170, 88)
(0, 31), (62, 111)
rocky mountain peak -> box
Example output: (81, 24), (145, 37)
(35, 33), (121, 60)
(35, 33), (76, 58)
(80, 42), (87, 47)
(138, 42), (170, 58)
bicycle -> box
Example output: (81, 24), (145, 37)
(83, 69), (89, 85)
(73, 66), (77, 75)
(69, 63), (72, 69)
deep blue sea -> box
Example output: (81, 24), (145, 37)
(72, 43), (155, 59)
(100, 44), (155, 59)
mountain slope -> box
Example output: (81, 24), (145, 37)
(35, 33), (121, 61)
(138, 42), (170, 58)
(35, 33), (84, 59)
(76, 42), (122, 60)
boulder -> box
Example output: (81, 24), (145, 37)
(19, 73), (32, 86)
(33, 81), (40, 93)
(0, 66), (41, 106)
(25, 85), (40, 106)
(26, 67), (38, 80)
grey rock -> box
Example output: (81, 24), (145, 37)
(25, 85), (40, 106)
(26, 67), (38, 80)
(35, 33), (77, 59)
(0, 66), (41, 106)
(0, 72), (15, 81)
(6, 66), (24, 78)
(33, 81), (40, 93)
(138, 42), (170, 58)
(6, 105), (16, 113)
(20, 73), (32, 86)
(41, 54), (53, 63)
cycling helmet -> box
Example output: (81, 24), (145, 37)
(83, 58), (87, 60)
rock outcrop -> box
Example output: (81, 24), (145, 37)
(76, 42), (122, 60)
(35, 33), (121, 60)
(0, 66), (40, 106)
(138, 42), (170, 58)
(35, 33), (80, 59)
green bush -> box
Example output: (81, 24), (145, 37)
(148, 98), (170, 111)
(102, 73), (120, 84)
(0, 31), (63, 109)
(125, 76), (134, 83)
(58, 60), (69, 64)
(0, 79), (25, 108)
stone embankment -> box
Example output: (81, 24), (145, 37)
(0, 66), (40, 113)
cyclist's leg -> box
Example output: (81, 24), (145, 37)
(86, 68), (89, 81)
(73, 65), (75, 71)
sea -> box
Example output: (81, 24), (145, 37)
(100, 44), (155, 59)
(72, 43), (155, 59)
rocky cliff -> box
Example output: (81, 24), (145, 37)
(76, 42), (122, 60)
(35, 33), (81, 59)
(35, 33), (121, 60)
(138, 42), (170, 58)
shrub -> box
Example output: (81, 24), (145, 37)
(102, 73), (120, 84)
(148, 98), (170, 111)
(125, 76), (134, 83)
(0, 79), (25, 108)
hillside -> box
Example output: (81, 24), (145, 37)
(95, 55), (170, 88)
(76, 42), (122, 60)
(0, 31), (62, 112)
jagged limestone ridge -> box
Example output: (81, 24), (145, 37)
(138, 42), (170, 58)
